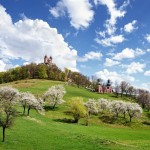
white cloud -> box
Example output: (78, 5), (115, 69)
(147, 49), (150, 52)
(94, 0), (127, 26)
(135, 48), (146, 56)
(95, 35), (125, 47)
(80, 64), (87, 68)
(113, 48), (134, 60)
(23, 62), (30, 66)
(120, 0), (130, 10)
(113, 48), (145, 60)
(94, 0), (129, 36)
(49, 1), (66, 18)
(50, 0), (94, 29)
(95, 0), (130, 47)
(78, 51), (103, 62)
(126, 62), (146, 74)
(144, 70), (150, 76)
(0, 59), (17, 72)
(124, 20), (138, 33)
(65, 32), (70, 38)
(104, 58), (120, 67)
(95, 69), (135, 84)
(106, 52), (115, 56)
(141, 83), (150, 91)
(145, 34), (150, 43)
(0, 60), (6, 72)
(0, 5), (78, 71)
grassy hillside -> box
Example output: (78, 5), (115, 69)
(0, 79), (150, 150)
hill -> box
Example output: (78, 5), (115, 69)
(0, 79), (150, 150)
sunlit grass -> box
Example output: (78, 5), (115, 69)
(0, 79), (150, 150)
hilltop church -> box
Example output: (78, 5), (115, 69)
(98, 79), (113, 94)
(44, 55), (53, 66)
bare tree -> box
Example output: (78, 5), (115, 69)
(114, 81), (120, 98)
(137, 89), (149, 109)
(145, 94), (150, 111)
(128, 86), (134, 98)
(125, 83), (129, 97)
(120, 81), (128, 97)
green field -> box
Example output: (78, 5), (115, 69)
(0, 79), (150, 150)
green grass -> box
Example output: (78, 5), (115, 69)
(0, 79), (150, 150)
(1, 79), (126, 100)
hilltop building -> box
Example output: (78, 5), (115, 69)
(98, 79), (113, 93)
(44, 55), (52, 66)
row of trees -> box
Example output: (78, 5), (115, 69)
(0, 85), (66, 142)
(67, 98), (142, 124)
(0, 84), (145, 142)
(137, 89), (150, 110)
(114, 81), (150, 111)
(0, 63), (90, 88)
(114, 81), (137, 98)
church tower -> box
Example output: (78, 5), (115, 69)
(44, 55), (52, 65)
(44, 55), (48, 64)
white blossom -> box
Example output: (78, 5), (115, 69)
(0, 86), (19, 105)
(44, 85), (66, 109)
(126, 102), (142, 122)
(19, 92), (44, 115)
(85, 99), (98, 115)
(0, 86), (19, 142)
(97, 98), (110, 112)
(109, 100), (127, 118)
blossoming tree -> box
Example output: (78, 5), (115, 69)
(85, 99), (98, 116)
(19, 92), (44, 115)
(44, 85), (66, 109)
(0, 86), (19, 142)
(126, 102), (142, 122)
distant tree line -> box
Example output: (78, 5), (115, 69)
(0, 63), (90, 88)
(90, 79), (150, 111)
(113, 81), (150, 111)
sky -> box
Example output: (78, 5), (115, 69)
(0, 0), (150, 90)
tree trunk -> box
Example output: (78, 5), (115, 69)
(142, 103), (145, 109)
(23, 106), (26, 114)
(85, 118), (89, 126)
(123, 112), (126, 119)
(129, 116), (132, 122)
(74, 118), (79, 123)
(2, 127), (6, 142)
(52, 103), (56, 109)
(116, 112), (118, 118)
(88, 111), (91, 116)
(27, 106), (30, 116)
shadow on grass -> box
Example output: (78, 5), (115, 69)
(99, 114), (130, 126)
(53, 118), (75, 124)
(146, 112), (150, 118)
(99, 115), (117, 124)
(16, 111), (25, 117)
(44, 106), (59, 111)
(142, 121), (150, 126)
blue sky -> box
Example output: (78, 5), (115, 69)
(0, 0), (150, 90)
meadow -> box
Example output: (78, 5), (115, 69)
(0, 79), (150, 150)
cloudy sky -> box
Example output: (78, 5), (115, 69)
(0, 0), (150, 90)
